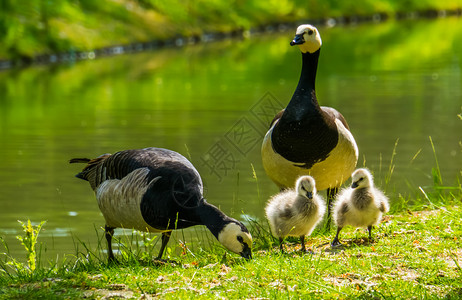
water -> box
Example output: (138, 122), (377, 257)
(1, 18), (461, 261)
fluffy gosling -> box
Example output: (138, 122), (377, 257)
(331, 168), (389, 247)
(265, 176), (326, 252)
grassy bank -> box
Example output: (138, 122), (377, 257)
(1, 0), (462, 62)
(1, 175), (461, 299)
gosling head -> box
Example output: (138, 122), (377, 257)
(290, 24), (322, 54)
(218, 221), (253, 259)
(351, 168), (373, 189)
(296, 175), (317, 199)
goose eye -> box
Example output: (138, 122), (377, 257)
(307, 29), (314, 35)
(237, 236), (244, 243)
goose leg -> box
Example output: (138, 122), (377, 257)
(326, 187), (338, 219)
(104, 225), (116, 263)
(323, 187), (338, 232)
(331, 226), (343, 247)
(157, 231), (172, 259)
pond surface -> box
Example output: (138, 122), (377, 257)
(1, 17), (461, 261)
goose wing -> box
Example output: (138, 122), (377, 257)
(321, 106), (350, 130)
(269, 109), (285, 128)
(72, 147), (205, 230)
(372, 188), (390, 213)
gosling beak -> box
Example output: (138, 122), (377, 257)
(351, 181), (359, 189)
(240, 244), (252, 260)
(290, 34), (305, 46)
(306, 192), (313, 199)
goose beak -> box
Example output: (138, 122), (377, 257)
(290, 34), (305, 46)
(240, 250), (252, 260)
(306, 192), (313, 199)
(240, 244), (252, 260)
(351, 181), (359, 189)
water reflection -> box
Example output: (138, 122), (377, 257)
(0, 18), (461, 260)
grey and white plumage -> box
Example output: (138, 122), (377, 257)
(331, 168), (390, 246)
(261, 24), (358, 222)
(70, 147), (252, 262)
(265, 176), (326, 252)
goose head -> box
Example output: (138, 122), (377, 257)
(296, 175), (317, 199)
(351, 168), (373, 189)
(218, 221), (253, 259)
(290, 24), (322, 54)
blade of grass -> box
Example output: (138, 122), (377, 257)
(429, 136), (443, 185)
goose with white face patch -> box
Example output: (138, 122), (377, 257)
(331, 168), (390, 247)
(261, 24), (358, 219)
(265, 176), (326, 252)
(70, 147), (252, 262)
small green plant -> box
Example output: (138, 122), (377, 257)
(16, 220), (46, 272)
(0, 220), (47, 282)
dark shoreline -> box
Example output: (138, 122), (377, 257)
(1, 8), (461, 71)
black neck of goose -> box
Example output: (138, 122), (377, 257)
(284, 49), (321, 120)
(194, 201), (230, 239)
(297, 50), (319, 92)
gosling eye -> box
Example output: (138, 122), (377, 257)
(307, 29), (314, 35)
(237, 236), (244, 243)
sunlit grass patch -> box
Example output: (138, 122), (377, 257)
(1, 205), (461, 298)
(1, 209), (461, 299)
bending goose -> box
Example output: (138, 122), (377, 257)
(261, 24), (358, 216)
(331, 168), (389, 247)
(70, 147), (252, 262)
(265, 175), (326, 252)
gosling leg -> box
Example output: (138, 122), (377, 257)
(157, 231), (172, 259)
(299, 235), (314, 254)
(104, 225), (117, 263)
(331, 226), (343, 247)
(367, 225), (373, 241)
(300, 235), (306, 252)
(279, 237), (284, 252)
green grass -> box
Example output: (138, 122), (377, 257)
(1, 184), (461, 299)
(1, 207), (461, 299)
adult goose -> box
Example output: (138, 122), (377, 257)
(261, 24), (358, 215)
(70, 147), (252, 262)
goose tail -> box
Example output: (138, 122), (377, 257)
(69, 153), (112, 182)
(69, 158), (91, 164)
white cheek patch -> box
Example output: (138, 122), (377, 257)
(298, 36), (322, 53)
(299, 42), (321, 54)
(294, 25), (322, 54)
(217, 223), (252, 254)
